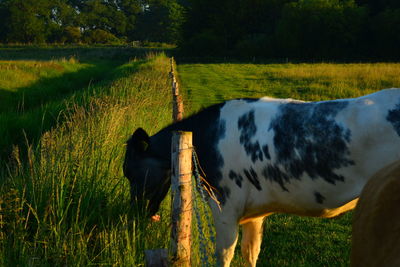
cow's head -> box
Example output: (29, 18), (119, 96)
(123, 128), (171, 217)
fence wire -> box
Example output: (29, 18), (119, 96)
(192, 149), (217, 266)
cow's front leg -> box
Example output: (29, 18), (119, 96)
(215, 218), (239, 267)
(241, 217), (264, 267)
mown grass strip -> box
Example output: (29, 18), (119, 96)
(0, 58), (126, 160)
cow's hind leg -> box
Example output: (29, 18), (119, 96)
(215, 218), (239, 267)
(241, 217), (264, 267)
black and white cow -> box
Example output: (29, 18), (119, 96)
(123, 88), (400, 267)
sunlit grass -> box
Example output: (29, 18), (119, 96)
(0, 53), (173, 266)
(178, 62), (400, 114)
(0, 59), (80, 92)
(0, 57), (124, 160)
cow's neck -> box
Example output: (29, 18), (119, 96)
(151, 103), (227, 197)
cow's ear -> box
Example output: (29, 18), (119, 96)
(129, 128), (150, 153)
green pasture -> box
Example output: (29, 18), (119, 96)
(178, 62), (400, 113)
(1, 47), (400, 266)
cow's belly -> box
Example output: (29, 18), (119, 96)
(221, 166), (366, 224)
(239, 198), (358, 224)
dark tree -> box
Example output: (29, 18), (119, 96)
(275, 0), (367, 59)
(135, 0), (185, 44)
(356, 0), (400, 14)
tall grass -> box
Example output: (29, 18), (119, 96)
(0, 54), (173, 266)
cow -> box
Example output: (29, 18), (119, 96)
(123, 88), (400, 267)
(351, 161), (400, 267)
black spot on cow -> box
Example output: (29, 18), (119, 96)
(230, 168), (262, 191)
(262, 144), (271, 160)
(314, 192), (325, 204)
(262, 165), (290, 192)
(239, 98), (259, 103)
(229, 170), (243, 188)
(387, 101), (400, 136)
(221, 186), (231, 200)
(238, 110), (264, 163)
(267, 101), (354, 188)
(243, 167), (262, 191)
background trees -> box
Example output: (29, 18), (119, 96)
(0, 0), (184, 44)
(0, 0), (399, 60)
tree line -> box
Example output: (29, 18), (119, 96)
(0, 0), (184, 45)
(180, 0), (400, 60)
(0, 0), (399, 60)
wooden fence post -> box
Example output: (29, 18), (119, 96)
(145, 58), (190, 267)
(171, 131), (193, 267)
(170, 57), (183, 122)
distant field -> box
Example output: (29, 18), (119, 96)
(179, 63), (400, 113)
(178, 62), (400, 266)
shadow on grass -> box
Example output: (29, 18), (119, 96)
(0, 57), (146, 161)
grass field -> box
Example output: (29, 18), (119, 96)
(1, 47), (400, 266)
(178, 62), (400, 266)
(179, 63), (400, 113)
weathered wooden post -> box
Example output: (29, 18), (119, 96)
(170, 57), (183, 122)
(170, 57), (192, 266)
(145, 57), (192, 267)
(171, 131), (193, 267)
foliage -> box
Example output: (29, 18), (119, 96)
(84, 29), (122, 44)
(275, 0), (368, 59)
(135, 0), (185, 44)
(370, 8), (400, 59)
(0, 0), (184, 45)
(178, 0), (400, 60)
(62, 26), (82, 44)
(0, 0), (399, 60)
